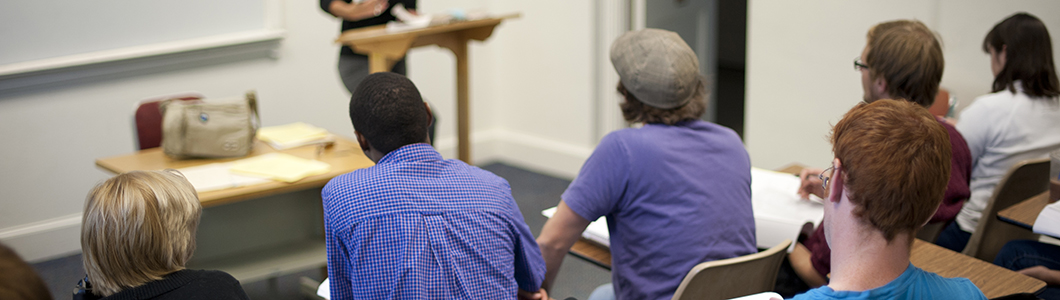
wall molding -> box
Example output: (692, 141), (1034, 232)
(0, 213), (83, 263)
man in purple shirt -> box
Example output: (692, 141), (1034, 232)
(536, 29), (757, 300)
(323, 72), (546, 299)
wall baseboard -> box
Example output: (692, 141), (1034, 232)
(0, 128), (593, 263)
(0, 213), (83, 263)
(435, 128), (593, 180)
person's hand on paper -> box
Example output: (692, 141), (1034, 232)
(797, 167), (826, 201)
(517, 288), (550, 300)
(329, 0), (390, 21)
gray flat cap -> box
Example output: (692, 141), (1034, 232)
(610, 28), (701, 109)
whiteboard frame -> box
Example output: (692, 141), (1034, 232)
(0, 0), (286, 77)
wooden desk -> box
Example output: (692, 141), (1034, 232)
(998, 191), (1050, 230)
(910, 239), (1045, 298)
(571, 239), (1045, 298)
(336, 15), (519, 164)
(95, 137), (374, 281)
(96, 138), (374, 207)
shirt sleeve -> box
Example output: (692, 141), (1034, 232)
(956, 98), (993, 168)
(561, 133), (631, 221)
(320, 0), (341, 15)
(502, 181), (546, 291)
(322, 185), (354, 299)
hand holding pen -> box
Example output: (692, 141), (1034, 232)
(797, 167), (827, 201)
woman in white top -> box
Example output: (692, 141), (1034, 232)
(936, 12), (1060, 252)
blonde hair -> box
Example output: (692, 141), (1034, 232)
(81, 170), (202, 296)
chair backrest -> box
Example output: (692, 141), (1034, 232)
(916, 221), (946, 243)
(962, 158), (1049, 261)
(671, 239), (792, 300)
(134, 93), (203, 150)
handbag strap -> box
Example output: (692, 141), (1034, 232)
(245, 90), (261, 129)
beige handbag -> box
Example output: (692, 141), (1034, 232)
(160, 91), (260, 158)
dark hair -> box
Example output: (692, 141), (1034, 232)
(618, 80), (707, 125)
(0, 243), (51, 300)
(831, 100), (951, 242)
(864, 20), (945, 108)
(983, 13), (1060, 98)
(349, 72), (429, 154)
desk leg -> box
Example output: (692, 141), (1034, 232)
(452, 40), (471, 164)
(368, 53), (391, 74)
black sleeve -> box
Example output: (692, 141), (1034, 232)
(320, 0), (352, 15)
(404, 0), (416, 10)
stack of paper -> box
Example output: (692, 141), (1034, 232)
(257, 122), (333, 150)
(541, 207), (610, 247)
(1034, 201), (1060, 237)
(177, 163), (271, 192)
(229, 153), (331, 183)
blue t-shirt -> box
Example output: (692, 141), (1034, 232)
(562, 120), (757, 300)
(790, 264), (986, 300)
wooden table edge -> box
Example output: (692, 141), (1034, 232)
(997, 191), (1050, 229)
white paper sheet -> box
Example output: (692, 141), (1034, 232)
(177, 163), (271, 192)
(1034, 201), (1060, 238)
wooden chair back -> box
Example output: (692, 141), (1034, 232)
(671, 239), (792, 300)
(963, 158), (1049, 261)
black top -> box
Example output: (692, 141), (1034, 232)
(99, 269), (248, 300)
(319, 0), (418, 57)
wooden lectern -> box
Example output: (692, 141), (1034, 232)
(336, 14), (520, 164)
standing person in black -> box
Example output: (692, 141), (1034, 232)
(319, 0), (416, 91)
(320, 0), (436, 143)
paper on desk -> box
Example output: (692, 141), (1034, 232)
(751, 167), (824, 250)
(229, 153), (331, 183)
(317, 278), (331, 300)
(177, 163), (271, 192)
(542, 207), (610, 247)
(386, 3), (433, 32)
(257, 122), (332, 150)
(1034, 201), (1060, 237)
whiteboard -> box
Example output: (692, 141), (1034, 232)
(0, 0), (279, 74)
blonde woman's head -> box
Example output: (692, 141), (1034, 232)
(81, 170), (201, 296)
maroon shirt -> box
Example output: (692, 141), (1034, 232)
(802, 118), (972, 278)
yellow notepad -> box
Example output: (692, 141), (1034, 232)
(229, 153), (331, 183)
(257, 122), (330, 149)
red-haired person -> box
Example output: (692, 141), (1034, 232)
(790, 100), (985, 299)
(789, 19), (973, 290)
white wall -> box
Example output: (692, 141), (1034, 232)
(746, 0), (1060, 170)
(0, 0), (597, 262)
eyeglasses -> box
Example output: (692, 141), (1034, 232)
(854, 57), (869, 71)
(819, 165), (835, 190)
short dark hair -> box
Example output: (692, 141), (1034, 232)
(983, 12), (1060, 98)
(0, 243), (50, 300)
(618, 80), (707, 125)
(865, 20), (944, 108)
(349, 72), (428, 154)
(831, 100), (951, 242)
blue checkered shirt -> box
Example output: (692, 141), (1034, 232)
(322, 143), (545, 299)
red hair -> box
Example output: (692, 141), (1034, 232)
(831, 100), (951, 241)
